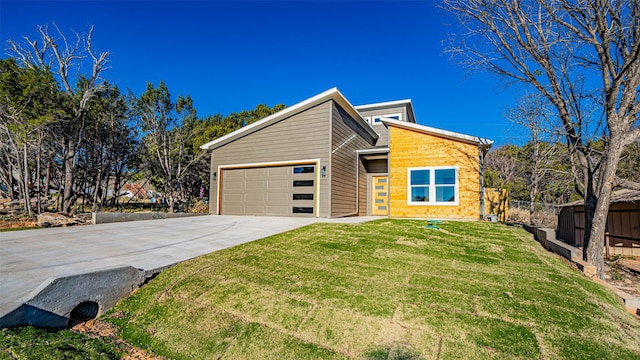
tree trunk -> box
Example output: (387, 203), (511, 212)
(36, 138), (41, 214)
(56, 173), (63, 212)
(7, 164), (16, 201)
(112, 171), (122, 208)
(529, 192), (535, 225)
(44, 160), (50, 209)
(91, 166), (102, 213)
(99, 173), (110, 211)
(582, 141), (623, 279)
(62, 139), (75, 213)
(167, 186), (175, 213)
(22, 143), (32, 217)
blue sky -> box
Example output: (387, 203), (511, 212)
(1, 1), (520, 145)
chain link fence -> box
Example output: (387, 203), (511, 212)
(509, 200), (560, 228)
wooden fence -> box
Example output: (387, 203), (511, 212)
(557, 201), (640, 256)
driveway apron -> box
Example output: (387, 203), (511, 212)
(0, 215), (324, 321)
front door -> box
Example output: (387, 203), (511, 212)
(371, 176), (389, 216)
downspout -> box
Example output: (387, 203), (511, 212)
(478, 142), (489, 220)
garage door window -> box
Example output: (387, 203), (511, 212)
(293, 166), (315, 174)
(293, 207), (314, 214)
(293, 180), (314, 187)
(293, 194), (314, 200)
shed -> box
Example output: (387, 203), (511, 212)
(557, 189), (640, 256)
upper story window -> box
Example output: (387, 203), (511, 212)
(364, 113), (402, 124)
(407, 167), (458, 205)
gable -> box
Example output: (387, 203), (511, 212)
(201, 88), (378, 151)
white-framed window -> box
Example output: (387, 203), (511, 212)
(407, 166), (458, 205)
(366, 113), (402, 124)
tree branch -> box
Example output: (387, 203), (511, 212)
(615, 176), (640, 191)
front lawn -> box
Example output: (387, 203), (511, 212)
(104, 220), (640, 359)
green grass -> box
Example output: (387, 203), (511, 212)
(3, 220), (638, 359)
(100, 220), (640, 359)
(0, 226), (42, 232)
(0, 326), (123, 359)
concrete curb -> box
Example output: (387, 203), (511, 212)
(91, 212), (205, 224)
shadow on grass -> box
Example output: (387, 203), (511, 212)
(365, 344), (422, 360)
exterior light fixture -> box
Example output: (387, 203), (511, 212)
(321, 166), (327, 177)
(213, 171), (217, 181)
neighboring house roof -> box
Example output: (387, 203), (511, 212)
(200, 88), (379, 151)
(354, 99), (416, 123)
(379, 117), (494, 147)
(561, 189), (640, 207)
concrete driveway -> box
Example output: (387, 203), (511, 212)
(0, 215), (379, 327)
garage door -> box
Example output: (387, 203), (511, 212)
(220, 164), (316, 216)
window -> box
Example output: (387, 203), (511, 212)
(371, 113), (402, 124)
(293, 166), (315, 174)
(293, 207), (314, 214)
(293, 194), (314, 200)
(408, 167), (458, 205)
(293, 180), (314, 187)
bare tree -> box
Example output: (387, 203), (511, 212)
(7, 24), (109, 213)
(485, 146), (520, 191)
(506, 93), (562, 225)
(0, 58), (59, 216)
(133, 81), (204, 213)
(443, 0), (640, 278)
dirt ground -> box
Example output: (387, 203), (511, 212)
(0, 213), (90, 230)
(0, 218), (38, 230)
(605, 256), (640, 297)
(71, 319), (166, 360)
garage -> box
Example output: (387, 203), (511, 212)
(220, 164), (317, 216)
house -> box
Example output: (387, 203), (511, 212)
(119, 183), (147, 200)
(557, 189), (640, 255)
(200, 88), (493, 219)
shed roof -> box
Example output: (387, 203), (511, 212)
(200, 88), (378, 151)
(560, 189), (640, 207)
(379, 117), (493, 147)
(354, 99), (417, 123)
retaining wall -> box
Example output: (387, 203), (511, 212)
(522, 224), (639, 315)
(92, 212), (203, 224)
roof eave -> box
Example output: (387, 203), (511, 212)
(354, 99), (412, 110)
(380, 117), (493, 146)
(200, 88), (378, 151)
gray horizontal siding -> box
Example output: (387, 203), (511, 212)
(331, 102), (377, 217)
(357, 105), (410, 148)
(210, 101), (332, 217)
(372, 124), (389, 147)
(357, 105), (409, 122)
(358, 159), (367, 215)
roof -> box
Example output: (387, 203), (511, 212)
(354, 99), (417, 123)
(379, 117), (494, 147)
(200, 88), (378, 151)
(561, 189), (640, 207)
(354, 99), (412, 110)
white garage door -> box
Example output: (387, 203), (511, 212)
(220, 164), (316, 216)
